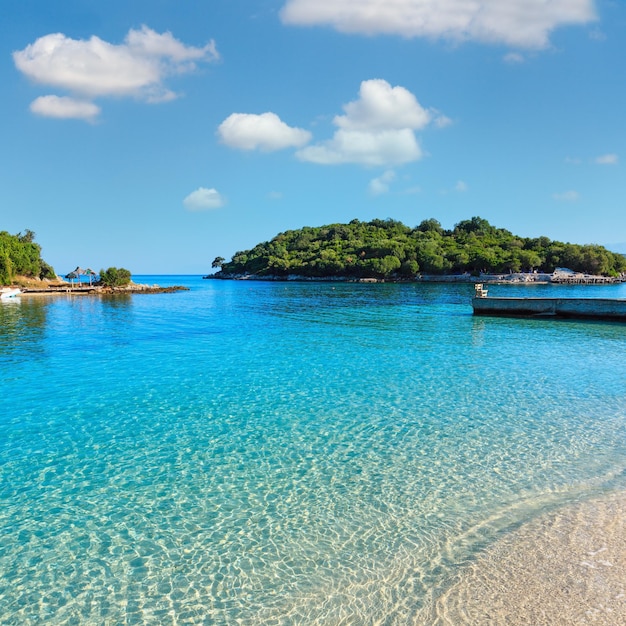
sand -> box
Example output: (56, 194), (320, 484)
(431, 491), (626, 625)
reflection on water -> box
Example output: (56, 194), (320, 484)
(0, 298), (47, 360)
(101, 293), (133, 308)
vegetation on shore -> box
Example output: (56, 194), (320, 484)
(211, 217), (626, 280)
(0, 229), (136, 290)
(0, 230), (56, 285)
(99, 267), (132, 288)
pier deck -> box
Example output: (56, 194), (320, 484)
(472, 296), (626, 321)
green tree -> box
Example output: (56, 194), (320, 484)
(517, 249), (542, 272)
(416, 218), (444, 235)
(39, 261), (56, 280)
(18, 229), (36, 244)
(212, 216), (626, 278)
(0, 251), (13, 285)
(0, 230), (54, 284)
(99, 267), (132, 287)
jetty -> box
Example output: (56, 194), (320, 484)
(19, 284), (189, 296)
(472, 284), (626, 321)
(22, 286), (97, 294)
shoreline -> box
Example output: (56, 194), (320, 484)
(206, 271), (625, 285)
(429, 489), (626, 625)
(11, 284), (189, 297)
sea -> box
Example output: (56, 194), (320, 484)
(1, 276), (625, 624)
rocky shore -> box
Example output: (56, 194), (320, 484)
(206, 270), (625, 285)
(11, 277), (189, 296)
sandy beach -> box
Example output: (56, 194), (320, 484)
(431, 490), (626, 625)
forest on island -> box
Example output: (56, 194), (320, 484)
(213, 217), (626, 280)
(0, 230), (56, 285)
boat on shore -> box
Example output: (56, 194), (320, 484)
(472, 284), (626, 321)
(0, 287), (21, 300)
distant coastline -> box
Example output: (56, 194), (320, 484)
(205, 270), (625, 285)
(208, 217), (626, 282)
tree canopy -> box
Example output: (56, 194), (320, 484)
(99, 267), (132, 288)
(212, 217), (626, 279)
(0, 230), (56, 285)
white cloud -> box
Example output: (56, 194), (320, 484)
(13, 26), (219, 119)
(589, 28), (606, 41)
(565, 156), (582, 165)
(368, 170), (396, 195)
(296, 79), (442, 166)
(553, 190), (580, 202)
(183, 187), (225, 211)
(440, 180), (469, 195)
(30, 95), (100, 121)
(268, 191), (284, 200)
(595, 153), (618, 165)
(335, 79), (431, 131)
(280, 0), (596, 49)
(217, 112), (312, 151)
(433, 112), (453, 128)
(504, 52), (525, 64)
(298, 128), (422, 166)
(403, 185), (422, 195)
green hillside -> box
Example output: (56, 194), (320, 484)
(212, 217), (626, 280)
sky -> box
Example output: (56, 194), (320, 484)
(1, 0), (625, 274)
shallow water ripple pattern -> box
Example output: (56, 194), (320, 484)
(1, 279), (625, 624)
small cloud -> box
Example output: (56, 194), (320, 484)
(589, 28), (606, 41)
(30, 95), (100, 121)
(440, 180), (469, 195)
(503, 52), (525, 64)
(595, 153), (618, 165)
(183, 187), (225, 211)
(432, 110), (453, 128)
(217, 112), (311, 151)
(403, 185), (422, 195)
(565, 156), (582, 165)
(368, 169), (396, 195)
(552, 190), (579, 202)
(268, 191), (283, 200)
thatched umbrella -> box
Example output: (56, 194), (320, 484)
(66, 266), (95, 287)
(65, 270), (78, 287)
(85, 268), (96, 286)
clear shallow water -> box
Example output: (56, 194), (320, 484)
(1, 277), (625, 624)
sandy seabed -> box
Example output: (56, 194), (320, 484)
(429, 491), (626, 625)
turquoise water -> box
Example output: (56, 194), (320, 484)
(1, 277), (625, 624)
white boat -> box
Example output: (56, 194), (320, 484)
(0, 287), (21, 300)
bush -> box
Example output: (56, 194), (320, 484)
(99, 267), (132, 287)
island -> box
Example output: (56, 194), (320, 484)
(207, 217), (626, 282)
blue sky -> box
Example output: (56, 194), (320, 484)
(2, 0), (625, 274)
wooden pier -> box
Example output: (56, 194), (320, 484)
(472, 284), (626, 321)
(22, 286), (97, 294)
